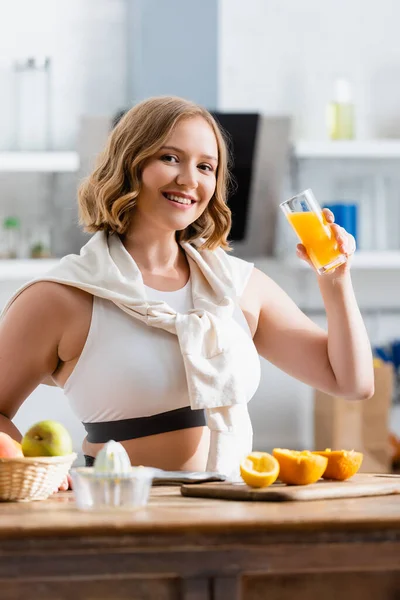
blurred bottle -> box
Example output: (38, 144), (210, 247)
(14, 57), (51, 151)
(0, 216), (20, 259)
(327, 78), (355, 140)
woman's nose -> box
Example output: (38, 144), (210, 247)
(176, 164), (198, 188)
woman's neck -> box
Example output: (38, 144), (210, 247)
(121, 224), (190, 290)
(122, 215), (179, 267)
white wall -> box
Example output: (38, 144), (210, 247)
(0, 0), (128, 257)
(219, 0), (400, 140)
(0, 0), (127, 150)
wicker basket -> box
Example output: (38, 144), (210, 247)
(0, 453), (77, 502)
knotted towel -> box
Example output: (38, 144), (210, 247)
(2, 232), (257, 479)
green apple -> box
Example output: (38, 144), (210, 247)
(21, 420), (73, 457)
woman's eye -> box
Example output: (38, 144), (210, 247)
(199, 163), (214, 172)
(161, 154), (178, 163)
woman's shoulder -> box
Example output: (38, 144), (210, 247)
(184, 239), (255, 298)
(219, 250), (254, 297)
(192, 242), (255, 298)
(3, 281), (92, 322)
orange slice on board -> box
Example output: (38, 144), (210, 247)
(240, 452), (280, 488)
(272, 448), (328, 485)
(312, 449), (363, 480)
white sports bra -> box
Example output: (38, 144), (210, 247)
(63, 279), (261, 427)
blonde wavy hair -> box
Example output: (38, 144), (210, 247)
(78, 96), (233, 250)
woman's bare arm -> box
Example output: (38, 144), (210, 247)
(0, 282), (68, 431)
(243, 267), (374, 400)
(0, 414), (23, 441)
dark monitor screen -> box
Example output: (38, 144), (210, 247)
(211, 113), (259, 241)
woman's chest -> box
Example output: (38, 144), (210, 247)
(63, 298), (260, 422)
(54, 291), (261, 412)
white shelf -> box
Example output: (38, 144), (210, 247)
(293, 140), (400, 159)
(279, 251), (400, 270)
(0, 152), (79, 172)
(352, 251), (400, 268)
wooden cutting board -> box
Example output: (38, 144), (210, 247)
(180, 474), (400, 502)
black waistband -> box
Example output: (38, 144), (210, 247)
(83, 406), (207, 444)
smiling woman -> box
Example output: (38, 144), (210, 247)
(78, 96), (232, 252)
(0, 95), (374, 488)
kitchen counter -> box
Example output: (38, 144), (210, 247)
(1, 487), (400, 599)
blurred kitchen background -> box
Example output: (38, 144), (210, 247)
(1, 0), (400, 468)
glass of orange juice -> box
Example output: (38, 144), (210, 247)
(280, 189), (347, 274)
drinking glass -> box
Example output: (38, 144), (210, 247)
(280, 189), (347, 274)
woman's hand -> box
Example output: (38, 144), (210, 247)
(296, 208), (356, 277)
(56, 473), (72, 492)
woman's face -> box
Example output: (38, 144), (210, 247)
(135, 116), (218, 233)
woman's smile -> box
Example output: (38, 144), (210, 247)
(162, 191), (197, 210)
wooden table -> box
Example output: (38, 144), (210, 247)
(1, 486), (400, 600)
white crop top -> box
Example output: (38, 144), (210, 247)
(64, 279), (261, 424)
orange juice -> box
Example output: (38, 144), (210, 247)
(287, 211), (345, 273)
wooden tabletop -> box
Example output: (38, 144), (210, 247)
(0, 486), (400, 539)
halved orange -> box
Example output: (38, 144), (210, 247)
(313, 449), (363, 480)
(240, 452), (280, 488)
(273, 448), (328, 485)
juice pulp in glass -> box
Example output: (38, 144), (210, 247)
(287, 211), (344, 272)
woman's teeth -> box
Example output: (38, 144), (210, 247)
(165, 193), (193, 205)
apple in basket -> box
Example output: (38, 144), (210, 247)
(0, 422), (76, 503)
(21, 420), (73, 457)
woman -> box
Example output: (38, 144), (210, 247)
(0, 96), (374, 485)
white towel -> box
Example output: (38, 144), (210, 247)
(2, 232), (254, 479)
